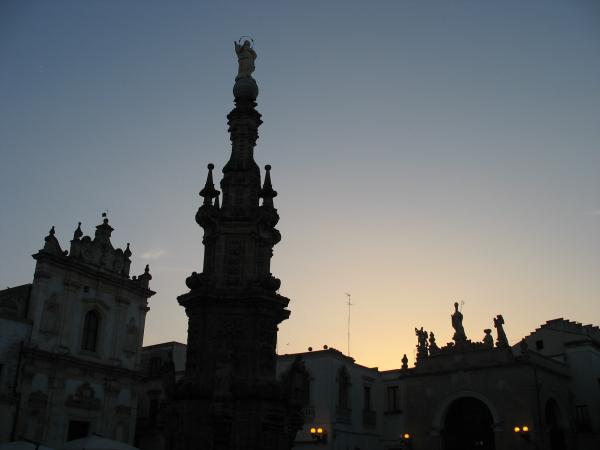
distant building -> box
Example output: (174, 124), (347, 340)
(136, 313), (600, 450)
(0, 216), (154, 447)
(520, 318), (600, 450)
(276, 348), (382, 450)
(135, 341), (186, 450)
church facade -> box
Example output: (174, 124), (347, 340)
(0, 216), (154, 447)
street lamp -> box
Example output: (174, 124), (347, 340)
(400, 432), (412, 449)
(309, 426), (327, 443)
(513, 424), (531, 441)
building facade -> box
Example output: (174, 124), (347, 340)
(136, 311), (600, 450)
(0, 216), (154, 447)
(135, 342), (186, 450)
(520, 318), (600, 449)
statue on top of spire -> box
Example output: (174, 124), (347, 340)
(235, 38), (257, 80)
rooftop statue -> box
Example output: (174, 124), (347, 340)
(483, 329), (494, 348)
(428, 331), (440, 354)
(451, 302), (467, 344)
(415, 327), (429, 362)
(235, 39), (257, 80)
(494, 314), (509, 348)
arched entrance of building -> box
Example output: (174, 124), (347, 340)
(545, 398), (566, 450)
(442, 396), (496, 450)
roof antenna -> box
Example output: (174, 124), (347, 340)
(345, 293), (354, 356)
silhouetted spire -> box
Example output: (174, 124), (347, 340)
(43, 225), (64, 255)
(260, 164), (277, 208)
(214, 192), (220, 209)
(124, 242), (132, 258)
(200, 163), (219, 206)
(73, 222), (83, 240)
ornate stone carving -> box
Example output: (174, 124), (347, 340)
(173, 42), (295, 450)
(483, 328), (494, 348)
(494, 314), (509, 347)
(415, 327), (429, 362)
(234, 39), (257, 80)
(451, 302), (467, 344)
(428, 332), (439, 354)
(66, 382), (101, 410)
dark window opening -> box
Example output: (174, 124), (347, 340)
(386, 386), (400, 412)
(575, 405), (591, 432)
(82, 310), (100, 352)
(535, 340), (544, 350)
(363, 385), (372, 411)
(148, 357), (162, 375)
(83, 286), (90, 293)
(149, 398), (159, 426)
(67, 420), (90, 441)
(337, 368), (351, 409)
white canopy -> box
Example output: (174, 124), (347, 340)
(61, 436), (138, 450)
(0, 441), (55, 450)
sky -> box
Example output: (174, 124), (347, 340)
(1, 0), (599, 370)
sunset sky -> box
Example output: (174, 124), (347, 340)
(1, 0), (599, 369)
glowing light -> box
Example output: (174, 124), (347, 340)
(310, 427), (316, 434)
(522, 426), (529, 432)
(317, 427), (323, 434)
(403, 433), (411, 439)
(514, 426), (521, 433)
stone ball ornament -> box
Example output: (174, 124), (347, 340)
(233, 76), (259, 99)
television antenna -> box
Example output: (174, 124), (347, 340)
(345, 293), (354, 356)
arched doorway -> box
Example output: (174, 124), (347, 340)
(443, 396), (496, 450)
(545, 399), (566, 450)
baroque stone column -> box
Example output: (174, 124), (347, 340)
(170, 41), (302, 450)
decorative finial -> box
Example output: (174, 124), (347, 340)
(200, 163), (219, 205)
(102, 211), (109, 225)
(49, 225), (55, 236)
(124, 242), (132, 258)
(73, 222), (83, 240)
(260, 164), (277, 208)
(145, 264), (150, 274)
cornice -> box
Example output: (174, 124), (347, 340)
(33, 252), (155, 298)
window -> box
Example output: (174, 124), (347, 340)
(535, 340), (544, 350)
(67, 420), (90, 441)
(149, 357), (162, 375)
(363, 385), (372, 411)
(386, 386), (400, 412)
(83, 286), (90, 293)
(149, 398), (159, 426)
(337, 367), (351, 409)
(81, 310), (100, 352)
(575, 405), (591, 432)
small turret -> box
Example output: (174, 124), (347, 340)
(260, 164), (277, 209)
(200, 163), (219, 206)
(42, 226), (64, 255)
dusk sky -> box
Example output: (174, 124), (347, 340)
(1, 0), (599, 369)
